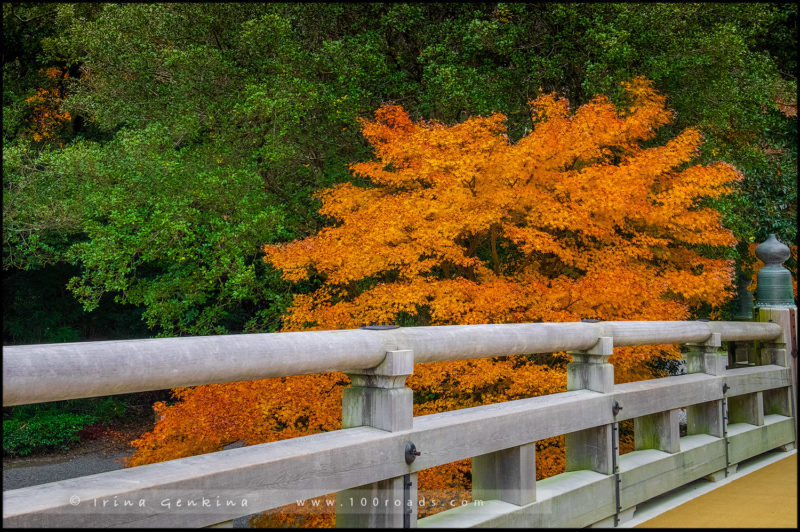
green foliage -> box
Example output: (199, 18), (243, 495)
(9, 396), (128, 424)
(2, 395), (132, 456)
(3, 410), (96, 456)
(4, 126), (293, 336)
(2, 264), (149, 345)
(86, 397), (128, 424)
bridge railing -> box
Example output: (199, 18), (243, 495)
(3, 316), (796, 528)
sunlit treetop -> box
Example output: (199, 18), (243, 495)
(266, 77), (742, 340)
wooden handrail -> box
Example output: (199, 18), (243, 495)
(2, 320), (782, 406)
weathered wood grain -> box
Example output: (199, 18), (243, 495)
(3, 321), (782, 406)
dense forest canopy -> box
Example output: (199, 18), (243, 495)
(3, 2), (797, 343)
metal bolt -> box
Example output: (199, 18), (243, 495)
(405, 441), (421, 464)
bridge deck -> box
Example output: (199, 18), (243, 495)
(633, 450), (797, 528)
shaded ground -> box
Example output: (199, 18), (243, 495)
(2, 415), (154, 490)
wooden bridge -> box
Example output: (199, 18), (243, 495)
(3, 304), (796, 527)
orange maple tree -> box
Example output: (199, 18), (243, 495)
(127, 77), (741, 526)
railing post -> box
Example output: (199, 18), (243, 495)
(754, 233), (797, 449)
(565, 336), (633, 526)
(683, 332), (726, 441)
(684, 332), (731, 479)
(336, 349), (417, 528)
(682, 332), (731, 479)
(758, 306), (798, 450)
(565, 337), (615, 474)
(684, 332), (725, 376)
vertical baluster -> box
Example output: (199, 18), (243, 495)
(686, 400), (724, 438)
(472, 443), (536, 507)
(727, 392), (764, 426)
(634, 409), (681, 454)
(684, 332), (725, 376)
(683, 332), (731, 479)
(337, 349), (417, 528)
(728, 340), (755, 368)
(565, 336), (615, 475)
(684, 332), (726, 439)
(564, 336), (631, 525)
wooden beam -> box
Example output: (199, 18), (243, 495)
(3, 321), (781, 406)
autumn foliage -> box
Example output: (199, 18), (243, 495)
(25, 67), (72, 143)
(267, 76), (741, 377)
(127, 78), (741, 526)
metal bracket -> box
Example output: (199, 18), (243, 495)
(360, 322), (399, 330)
(403, 473), (413, 528)
(611, 422), (621, 526)
(722, 398), (730, 478)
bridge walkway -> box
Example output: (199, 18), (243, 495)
(630, 450), (797, 528)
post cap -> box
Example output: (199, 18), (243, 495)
(756, 234), (791, 266)
(755, 234), (795, 307)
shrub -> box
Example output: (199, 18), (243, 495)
(3, 411), (96, 456)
